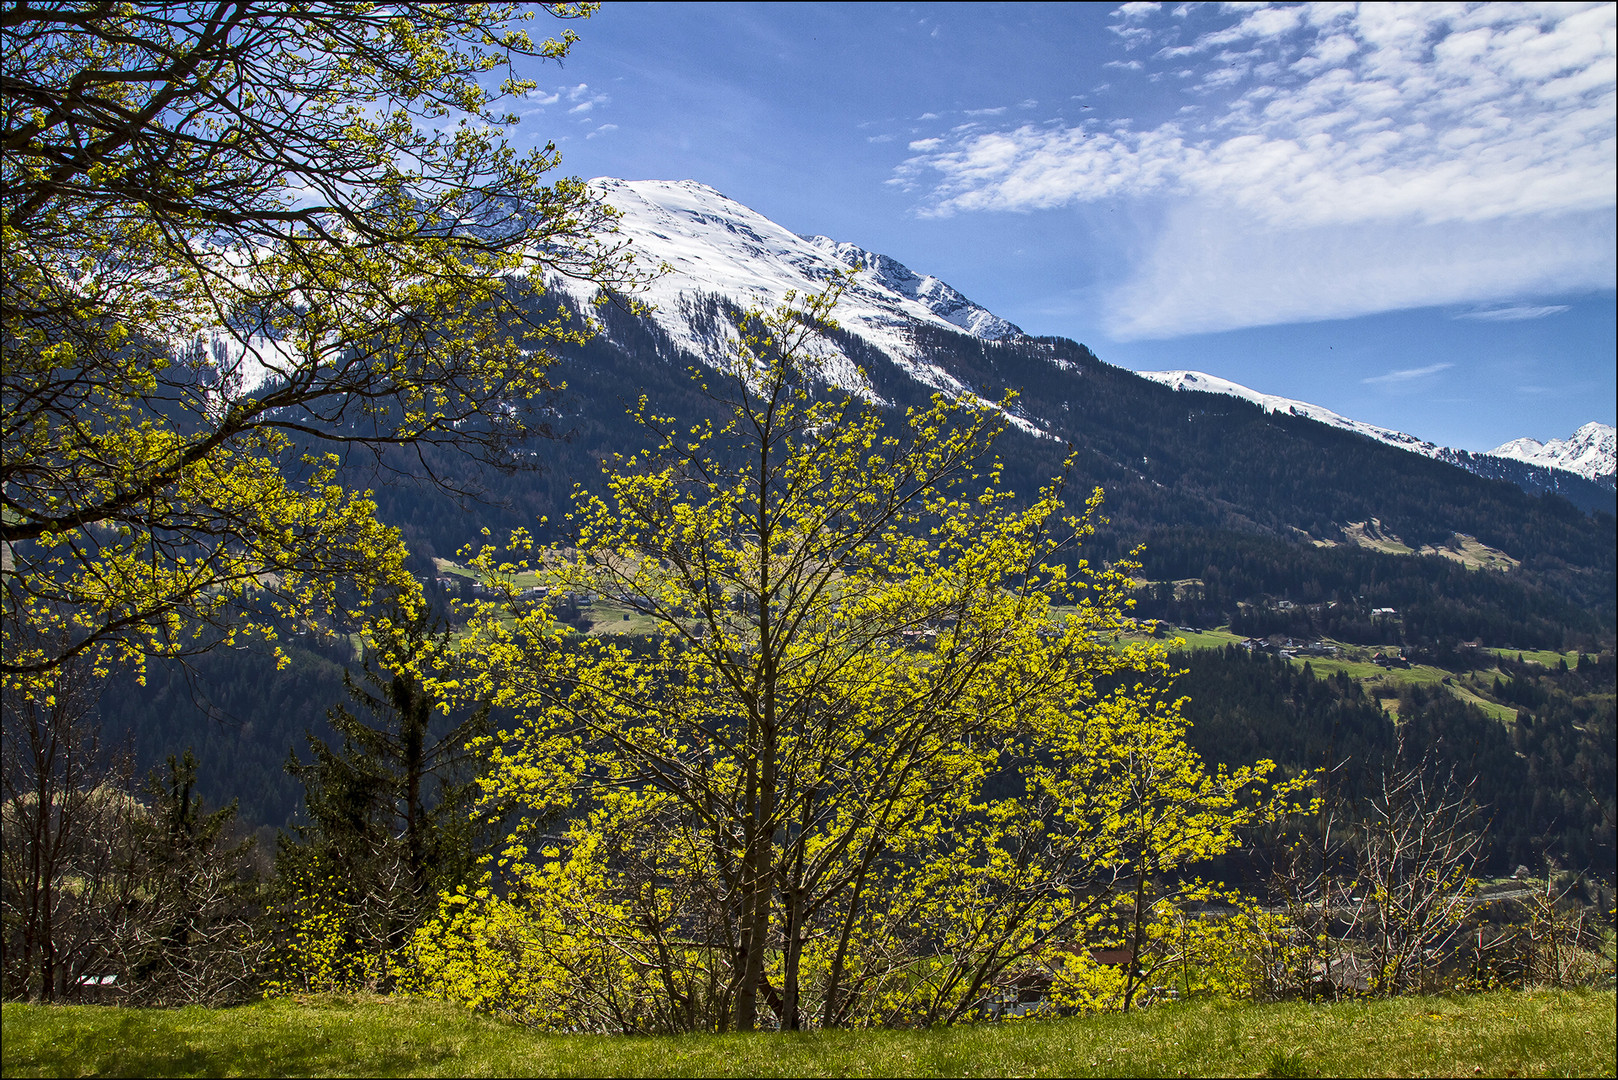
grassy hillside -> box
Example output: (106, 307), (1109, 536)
(3, 990), (1612, 1078)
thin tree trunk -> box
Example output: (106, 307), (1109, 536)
(733, 733), (761, 1032)
(736, 714), (777, 1030)
(822, 836), (881, 1028)
(735, 419), (778, 1032)
(780, 796), (813, 1030)
(1123, 863), (1150, 1013)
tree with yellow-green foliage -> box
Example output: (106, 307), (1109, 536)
(412, 287), (1299, 1032)
(1, 3), (641, 690)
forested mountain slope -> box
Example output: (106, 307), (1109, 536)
(96, 183), (1615, 863)
(320, 178), (1614, 653)
(357, 290), (1614, 651)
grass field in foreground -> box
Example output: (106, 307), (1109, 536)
(3, 989), (1612, 1078)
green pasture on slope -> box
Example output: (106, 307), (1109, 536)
(1485, 647), (1585, 669)
(1446, 682), (1521, 724)
(4, 989), (1613, 1078)
(1115, 627), (1245, 651)
(1129, 629), (1533, 727)
(422, 573), (1556, 728)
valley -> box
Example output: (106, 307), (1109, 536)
(92, 179), (1616, 885)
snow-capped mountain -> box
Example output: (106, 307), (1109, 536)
(558, 180), (1610, 507)
(1489, 423), (1616, 483)
(560, 179), (1041, 431)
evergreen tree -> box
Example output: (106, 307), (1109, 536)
(120, 751), (265, 1005)
(276, 610), (490, 987)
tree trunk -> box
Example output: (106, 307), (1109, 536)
(1123, 864), (1150, 1013)
(780, 805), (812, 1030)
(735, 713), (778, 1030)
(733, 753), (759, 1030)
(735, 425), (779, 1032)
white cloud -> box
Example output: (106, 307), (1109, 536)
(1103, 203), (1615, 339)
(1455, 304), (1572, 321)
(547, 83), (610, 121)
(1110, 2), (1160, 49)
(1363, 362), (1453, 385)
(586, 124), (618, 140)
(897, 2), (1617, 337)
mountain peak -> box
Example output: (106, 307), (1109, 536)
(569, 178), (1026, 411)
(798, 236), (1021, 341)
(1489, 422), (1617, 482)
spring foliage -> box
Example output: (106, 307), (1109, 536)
(1, 3), (638, 690)
(409, 288), (1299, 1031)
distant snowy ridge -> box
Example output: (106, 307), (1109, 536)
(1134, 370), (1451, 459)
(1489, 423), (1616, 483)
(1137, 370), (1616, 492)
(559, 179), (1046, 435)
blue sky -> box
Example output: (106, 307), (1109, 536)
(508, 2), (1615, 452)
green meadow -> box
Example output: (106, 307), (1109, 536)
(4, 989), (1612, 1078)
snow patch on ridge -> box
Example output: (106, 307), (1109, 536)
(1138, 370), (1617, 491)
(799, 237), (1021, 341)
(1135, 370), (1450, 459)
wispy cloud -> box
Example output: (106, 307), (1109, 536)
(524, 82), (612, 122)
(1455, 304), (1573, 322)
(902, 6), (1615, 226)
(1104, 204), (1613, 340)
(1363, 362), (1454, 386)
(1110, 1), (1160, 49)
(892, 3), (1617, 338)
(562, 83), (611, 120)
(1114, 2), (1160, 22)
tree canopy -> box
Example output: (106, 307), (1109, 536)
(1, 2), (640, 687)
(405, 290), (1294, 1032)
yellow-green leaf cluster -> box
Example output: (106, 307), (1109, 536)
(2, 4), (642, 686)
(410, 287), (1296, 1032)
